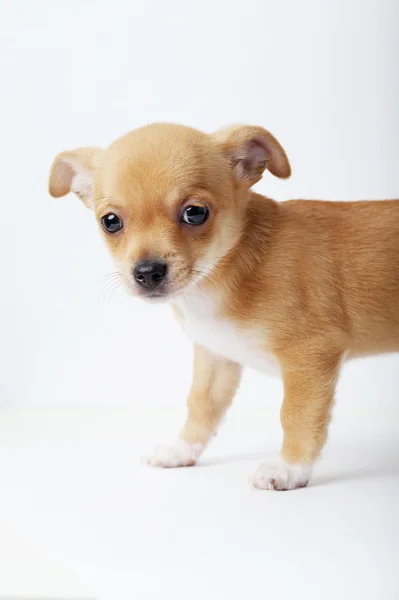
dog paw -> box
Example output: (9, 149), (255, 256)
(141, 440), (204, 468)
(250, 461), (311, 491)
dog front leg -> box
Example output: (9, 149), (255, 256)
(144, 344), (242, 467)
(251, 345), (344, 490)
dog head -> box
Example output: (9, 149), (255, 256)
(49, 123), (290, 300)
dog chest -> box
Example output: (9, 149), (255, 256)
(173, 295), (280, 376)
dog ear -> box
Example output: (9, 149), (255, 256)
(213, 125), (291, 187)
(49, 147), (104, 208)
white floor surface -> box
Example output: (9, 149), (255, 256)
(0, 402), (398, 599)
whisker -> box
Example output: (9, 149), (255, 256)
(97, 269), (121, 284)
(191, 269), (219, 291)
(98, 274), (122, 304)
(107, 281), (122, 301)
(192, 266), (223, 284)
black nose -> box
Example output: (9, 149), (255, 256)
(134, 260), (168, 290)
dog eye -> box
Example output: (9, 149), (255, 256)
(101, 213), (123, 234)
(181, 205), (209, 225)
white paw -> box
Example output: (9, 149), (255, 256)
(250, 461), (312, 491)
(142, 440), (204, 468)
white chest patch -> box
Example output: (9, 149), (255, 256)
(173, 291), (280, 376)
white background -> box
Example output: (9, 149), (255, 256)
(0, 0), (398, 598)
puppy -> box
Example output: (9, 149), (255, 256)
(49, 123), (399, 490)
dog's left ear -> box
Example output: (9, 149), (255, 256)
(213, 125), (291, 187)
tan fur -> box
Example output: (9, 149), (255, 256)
(49, 122), (399, 490)
(179, 345), (242, 447)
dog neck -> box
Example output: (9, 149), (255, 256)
(174, 192), (279, 322)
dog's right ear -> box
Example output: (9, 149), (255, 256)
(49, 147), (104, 208)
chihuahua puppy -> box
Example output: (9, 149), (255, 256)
(49, 123), (399, 490)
